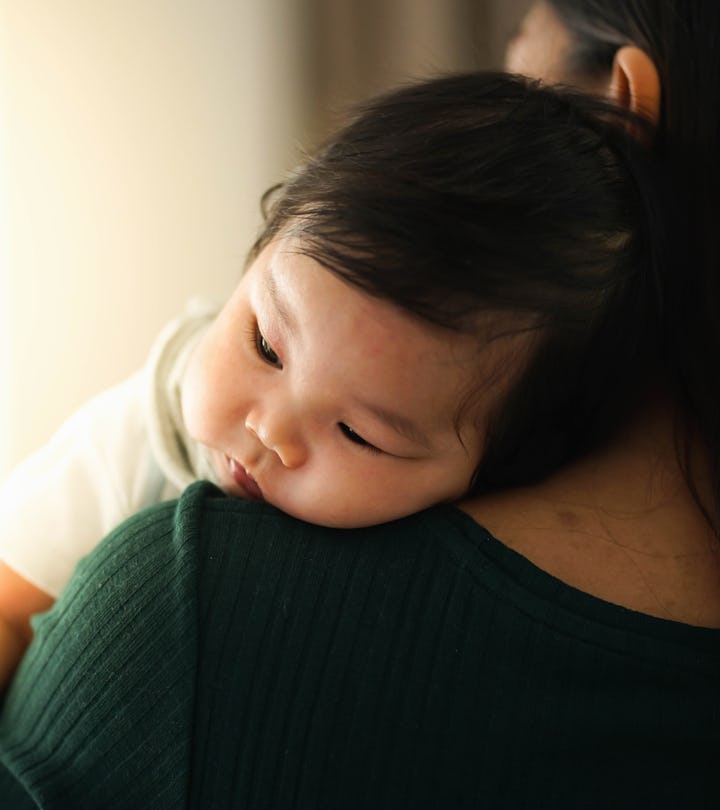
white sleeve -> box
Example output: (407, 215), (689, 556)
(0, 370), (178, 597)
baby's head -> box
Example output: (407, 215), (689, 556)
(183, 72), (660, 527)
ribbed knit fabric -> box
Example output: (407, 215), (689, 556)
(0, 496), (200, 808)
(0, 481), (718, 809)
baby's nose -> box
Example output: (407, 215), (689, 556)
(245, 411), (307, 469)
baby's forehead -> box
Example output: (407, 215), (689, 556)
(245, 234), (531, 423)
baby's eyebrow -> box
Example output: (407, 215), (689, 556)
(266, 267), (298, 337)
(361, 401), (432, 450)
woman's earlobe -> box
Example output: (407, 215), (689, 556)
(608, 46), (662, 129)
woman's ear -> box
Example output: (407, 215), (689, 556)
(608, 45), (661, 126)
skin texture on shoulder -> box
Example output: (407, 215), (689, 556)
(459, 400), (720, 627)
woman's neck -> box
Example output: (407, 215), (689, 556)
(459, 396), (720, 626)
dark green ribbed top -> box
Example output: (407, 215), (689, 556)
(1, 481), (718, 809)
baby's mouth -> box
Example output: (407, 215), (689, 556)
(227, 456), (264, 501)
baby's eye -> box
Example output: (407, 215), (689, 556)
(255, 328), (282, 368)
(339, 423), (381, 454)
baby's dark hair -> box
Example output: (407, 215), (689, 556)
(251, 71), (665, 495)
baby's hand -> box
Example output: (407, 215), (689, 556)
(0, 563), (55, 690)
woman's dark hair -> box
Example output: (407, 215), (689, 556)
(545, 0), (720, 525)
(251, 72), (669, 502)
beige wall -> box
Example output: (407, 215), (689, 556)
(0, 0), (530, 477)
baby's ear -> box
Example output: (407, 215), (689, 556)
(607, 46), (661, 140)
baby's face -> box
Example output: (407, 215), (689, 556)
(182, 236), (491, 528)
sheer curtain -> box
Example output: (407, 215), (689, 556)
(0, 0), (529, 479)
(303, 0), (529, 142)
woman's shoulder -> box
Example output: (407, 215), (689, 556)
(457, 449), (720, 629)
(168, 479), (720, 632)
(172, 482), (720, 655)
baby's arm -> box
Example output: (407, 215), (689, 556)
(0, 371), (164, 687)
(0, 372), (159, 595)
(0, 563), (54, 689)
(0, 309), (212, 688)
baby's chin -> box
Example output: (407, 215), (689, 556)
(266, 497), (432, 530)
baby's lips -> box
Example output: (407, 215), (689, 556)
(228, 456), (265, 501)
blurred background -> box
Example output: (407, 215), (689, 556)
(0, 0), (530, 477)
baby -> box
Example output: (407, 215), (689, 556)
(0, 71), (658, 685)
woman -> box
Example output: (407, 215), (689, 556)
(507, 0), (720, 540)
(472, 0), (720, 631)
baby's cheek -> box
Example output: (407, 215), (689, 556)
(180, 346), (217, 444)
